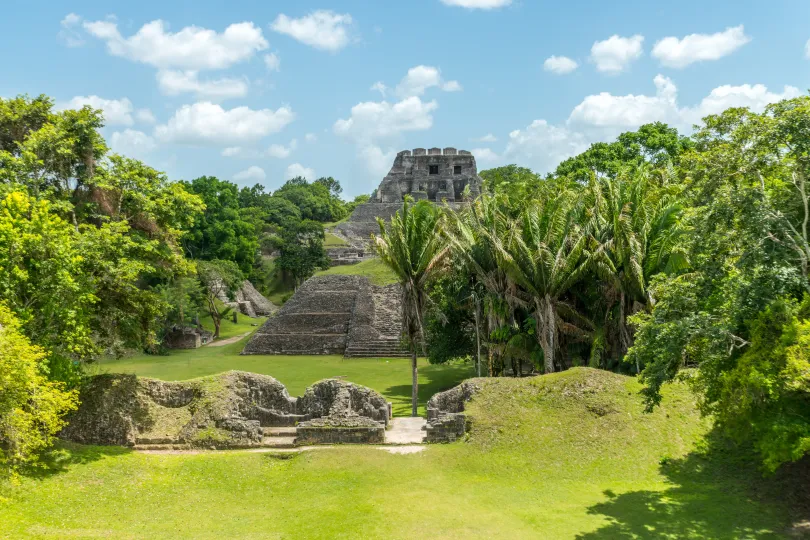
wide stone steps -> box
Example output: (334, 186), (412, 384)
(345, 339), (411, 358)
(259, 436), (297, 448)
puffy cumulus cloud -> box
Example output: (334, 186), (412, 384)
(264, 52), (280, 71)
(652, 25), (750, 68)
(569, 75), (678, 128)
(155, 102), (294, 145)
(569, 75), (801, 131)
(504, 120), (590, 174)
(59, 13), (84, 47)
(156, 70), (248, 100)
(590, 34), (644, 74)
(270, 11), (353, 52)
(233, 165), (266, 183)
(470, 148), (501, 163)
(82, 19), (267, 70)
(334, 96), (438, 141)
(110, 129), (156, 159)
(440, 0), (512, 9)
(681, 83), (802, 124)
(285, 163), (315, 180)
(396, 65), (462, 98)
(59, 95), (135, 126)
(544, 55), (578, 75)
(267, 139), (298, 158)
(136, 108), (156, 124)
(359, 145), (397, 179)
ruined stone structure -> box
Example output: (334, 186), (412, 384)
(60, 371), (392, 449)
(164, 326), (213, 349)
(425, 380), (481, 443)
(376, 148), (482, 204)
(241, 275), (407, 358)
(334, 148), (484, 247)
(214, 279), (278, 318)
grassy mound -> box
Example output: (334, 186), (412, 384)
(314, 258), (398, 286)
(1, 368), (801, 538)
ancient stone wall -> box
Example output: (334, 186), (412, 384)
(425, 380), (481, 443)
(60, 371), (392, 448)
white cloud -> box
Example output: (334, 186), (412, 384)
(233, 166), (266, 183)
(267, 139), (298, 158)
(285, 163), (315, 180)
(502, 77), (800, 176)
(371, 81), (388, 97)
(136, 108), (156, 124)
(334, 96), (438, 141)
(396, 65), (462, 98)
(221, 147), (242, 157)
(504, 120), (590, 174)
(471, 148), (500, 163)
(806, 39), (810, 59)
(682, 83), (802, 124)
(475, 133), (497, 142)
(359, 145), (397, 179)
(83, 19), (268, 70)
(652, 25), (750, 68)
(440, 0), (512, 9)
(156, 70), (248, 100)
(569, 75), (678, 128)
(110, 129), (156, 159)
(590, 34), (644, 74)
(59, 95), (135, 126)
(305, 133), (317, 143)
(59, 13), (84, 47)
(155, 102), (294, 145)
(270, 11), (353, 52)
(544, 55), (579, 74)
(264, 52), (281, 71)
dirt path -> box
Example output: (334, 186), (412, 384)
(207, 331), (251, 347)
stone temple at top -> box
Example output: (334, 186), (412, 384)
(375, 147), (482, 203)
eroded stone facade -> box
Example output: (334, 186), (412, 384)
(376, 148), (482, 203)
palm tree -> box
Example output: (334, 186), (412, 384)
(491, 192), (591, 373)
(372, 197), (449, 416)
(447, 194), (514, 376)
(587, 165), (688, 363)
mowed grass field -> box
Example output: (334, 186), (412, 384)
(1, 369), (801, 539)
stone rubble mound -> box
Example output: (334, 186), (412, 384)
(60, 371), (392, 449)
(425, 380), (481, 443)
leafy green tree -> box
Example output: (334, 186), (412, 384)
(274, 176), (346, 222)
(196, 260), (244, 339)
(0, 303), (78, 475)
(182, 176), (259, 273)
(270, 219), (330, 287)
(373, 198), (449, 416)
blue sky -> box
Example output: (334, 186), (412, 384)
(2, 0), (809, 198)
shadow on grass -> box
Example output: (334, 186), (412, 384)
(577, 431), (809, 539)
(384, 361), (475, 416)
(18, 442), (132, 481)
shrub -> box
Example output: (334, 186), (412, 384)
(0, 304), (78, 475)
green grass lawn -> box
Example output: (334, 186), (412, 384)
(1, 369), (800, 538)
(96, 335), (472, 417)
(314, 258), (398, 286)
(324, 232), (349, 247)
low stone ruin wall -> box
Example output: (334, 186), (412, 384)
(60, 371), (392, 448)
(425, 381), (481, 443)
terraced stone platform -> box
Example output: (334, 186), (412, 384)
(242, 274), (406, 357)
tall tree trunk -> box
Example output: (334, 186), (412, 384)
(537, 295), (555, 374)
(411, 349), (418, 417)
(474, 296), (482, 377)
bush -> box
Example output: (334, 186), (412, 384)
(0, 304), (78, 475)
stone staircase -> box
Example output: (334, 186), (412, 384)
(345, 338), (410, 358)
(261, 427), (297, 449)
